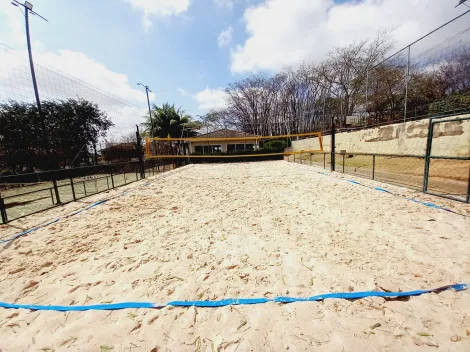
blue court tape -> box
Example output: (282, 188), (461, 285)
(0, 284), (467, 312)
(317, 171), (468, 217)
(1, 181), (153, 245)
(1, 166), (189, 245)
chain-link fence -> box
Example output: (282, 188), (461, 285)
(0, 42), (180, 222)
(362, 10), (470, 126)
(289, 112), (470, 203)
(0, 43), (147, 172)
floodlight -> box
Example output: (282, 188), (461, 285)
(24, 1), (33, 10)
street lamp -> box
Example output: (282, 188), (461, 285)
(11, 1), (50, 166)
(137, 82), (153, 137)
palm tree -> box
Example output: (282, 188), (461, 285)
(142, 103), (199, 138)
(142, 103), (202, 156)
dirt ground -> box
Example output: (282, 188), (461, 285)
(0, 161), (469, 351)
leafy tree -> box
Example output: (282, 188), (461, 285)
(142, 103), (200, 157)
(142, 102), (198, 138)
(0, 98), (113, 173)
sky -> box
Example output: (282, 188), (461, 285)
(0, 0), (468, 136)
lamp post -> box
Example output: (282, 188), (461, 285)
(11, 1), (51, 166)
(137, 83), (153, 137)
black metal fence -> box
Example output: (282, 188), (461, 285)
(0, 159), (175, 223)
(291, 150), (469, 203)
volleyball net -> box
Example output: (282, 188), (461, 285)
(145, 132), (323, 160)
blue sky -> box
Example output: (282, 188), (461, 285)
(0, 0), (467, 135)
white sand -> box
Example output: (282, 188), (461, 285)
(0, 161), (469, 351)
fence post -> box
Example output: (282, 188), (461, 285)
(52, 179), (61, 204)
(423, 119), (434, 192)
(135, 164), (138, 181)
(70, 177), (76, 201)
(135, 125), (145, 179)
(365, 69), (369, 121)
(342, 154), (345, 173)
(106, 176), (110, 190)
(110, 171), (115, 189)
(83, 182), (87, 196)
(404, 45), (411, 123)
(323, 153), (326, 169)
(50, 188), (54, 205)
(0, 196), (8, 223)
(331, 120), (336, 172)
(466, 165), (470, 203)
(372, 154), (376, 180)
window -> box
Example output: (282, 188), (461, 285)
(194, 146), (203, 153)
(228, 144), (254, 152)
(202, 145), (222, 154)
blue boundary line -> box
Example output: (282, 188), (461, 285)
(0, 181), (154, 245)
(317, 171), (469, 217)
(0, 284), (466, 312)
(2, 164), (467, 245)
(0, 164), (190, 245)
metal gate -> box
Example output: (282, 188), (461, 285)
(423, 115), (470, 203)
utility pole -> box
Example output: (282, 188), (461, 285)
(11, 1), (51, 167)
(137, 83), (153, 137)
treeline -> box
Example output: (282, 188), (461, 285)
(0, 99), (113, 173)
(209, 30), (470, 136)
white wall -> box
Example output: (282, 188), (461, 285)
(292, 114), (470, 157)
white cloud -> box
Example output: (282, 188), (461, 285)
(177, 86), (228, 110)
(194, 87), (227, 110)
(218, 26), (234, 47)
(0, 1), (28, 46)
(177, 87), (192, 97)
(214, 0), (237, 9)
(231, 0), (465, 73)
(125, 0), (191, 30)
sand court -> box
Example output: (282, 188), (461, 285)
(0, 161), (469, 351)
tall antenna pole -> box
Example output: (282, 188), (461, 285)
(11, 1), (50, 166)
(137, 83), (153, 137)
